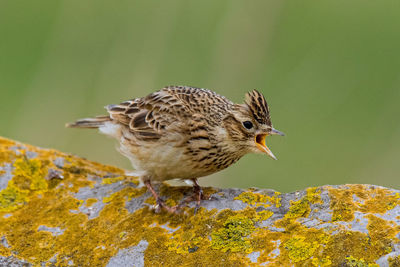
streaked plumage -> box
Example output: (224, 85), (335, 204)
(67, 85), (284, 212)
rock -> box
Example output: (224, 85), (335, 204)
(0, 136), (399, 266)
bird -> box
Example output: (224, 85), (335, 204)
(66, 85), (284, 213)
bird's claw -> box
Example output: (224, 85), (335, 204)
(154, 197), (180, 214)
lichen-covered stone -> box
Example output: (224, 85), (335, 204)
(0, 136), (399, 266)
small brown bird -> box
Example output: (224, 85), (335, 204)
(67, 86), (284, 212)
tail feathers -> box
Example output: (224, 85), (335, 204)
(66, 116), (111, 129)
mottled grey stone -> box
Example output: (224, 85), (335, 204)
(125, 193), (147, 214)
(247, 251), (260, 263)
(349, 212), (369, 234)
(3, 153), (400, 266)
(106, 240), (148, 267)
(1, 236), (10, 248)
(46, 253), (58, 264)
(376, 250), (400, 267)
(9, 146), (27, 154)
(78, 200), (106, 219)
(158, 224), (180, 234)
(75, 181), (127, 201)
(352, 194), (365, 204)
(0, 163), (13, 190)
(378, 204), (400, 219)
(75, 175), (147, 218)
(53, 157), (66, 168)
(0, 256), (31, 267)
(46, 168), (64, 180)
(25, 151), (38, 159)
(202, 188), (249, 211)
(38, 225), (65, 236)
(269, 240), (281, 258)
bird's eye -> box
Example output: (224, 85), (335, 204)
(242, 121), (253, 129)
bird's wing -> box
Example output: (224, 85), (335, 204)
(106, 87), (192, 141)
(106, 86), (233, 141)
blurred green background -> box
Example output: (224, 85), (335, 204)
(1, 0), (400, 192)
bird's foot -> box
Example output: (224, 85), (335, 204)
(155, 197), (180, 214)
(144, 179), (180, 214)
(179, 179), (208, 214)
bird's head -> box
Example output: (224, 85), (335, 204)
(223, 90), (284, 160)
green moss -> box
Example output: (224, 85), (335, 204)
(211, 214), (255, 253)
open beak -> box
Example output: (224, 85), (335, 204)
(255, 128), (284, 160)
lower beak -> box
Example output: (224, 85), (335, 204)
(255, 134), (277, 160)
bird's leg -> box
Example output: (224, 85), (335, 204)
(179, 178), (206, 213)
(192, 179), (204, 212)
(144, 179), (178, 214)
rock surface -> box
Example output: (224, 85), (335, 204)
(0, 136), (400, 266)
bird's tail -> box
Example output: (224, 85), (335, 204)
(66, 116), (111, 129)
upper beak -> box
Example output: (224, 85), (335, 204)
(270, 128), (285, 136)
(255, 128), (284, 160)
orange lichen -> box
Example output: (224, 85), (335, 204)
(329, 186), (357, 221)
(329, 185), (400, 222)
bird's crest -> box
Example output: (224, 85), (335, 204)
(245, 90), (272, 126)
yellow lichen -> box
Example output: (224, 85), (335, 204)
(285, 197), (311, 219)
(1, 137), (400, 266)
(234, 191), (281, 208)
(312, 256), (332, 266)
(254, 210), (273, 222)
(283, 187), (323, 220)
(329, 187), (356, 221)
(127, 187), (146, 200)
(329, 185), (400, 222)
(211, 214), (255, 253)
(389, 255), (400, 267)
(13, 158), (48, 192)
(101, 176), (124, 185)
(284, 236), (319, 263)
(0, 185), (28, 212)
(0, 157), (49, 212)
(306, 187), (323, 204)
(345, 255), (379, 267)
(102, 192), (120, 203)
(86, 198), (98, 207)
